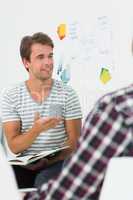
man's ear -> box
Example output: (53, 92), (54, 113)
(22, 58), (29, 71)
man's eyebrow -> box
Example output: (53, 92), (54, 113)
(36, 54), (44, 57)
(36, 52), (53, 57)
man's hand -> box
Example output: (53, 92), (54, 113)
(33, 112), (62, 134)
(23, 158), (49, 171)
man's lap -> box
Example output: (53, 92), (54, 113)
(12, 160), (64, 188)
(34, 160), (64, 187)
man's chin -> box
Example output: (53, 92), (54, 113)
(39, 76), (52, 82)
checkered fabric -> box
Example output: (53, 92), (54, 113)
(24, 84), (133, 200)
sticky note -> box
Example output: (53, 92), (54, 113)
(100, 68), (111, 84)
(57, 24), (66, 40)
(60, 68), (70, 84)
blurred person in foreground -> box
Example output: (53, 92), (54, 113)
(24, 83), (133, 199)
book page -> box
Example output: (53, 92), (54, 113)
(8, 145), (69, 165)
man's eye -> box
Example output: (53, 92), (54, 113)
(38, 55), (44, 59)
(49, 55), (53, 58)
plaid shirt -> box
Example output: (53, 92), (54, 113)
(24, 84), (133, 200)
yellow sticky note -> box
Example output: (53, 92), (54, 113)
(100, 68), (111, 84)
(57, 24), (66, 40)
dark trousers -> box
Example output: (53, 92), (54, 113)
(12, 165), (37, 188)
(12, 160), (64, 188)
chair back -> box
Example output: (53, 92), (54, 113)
(99, 157), (133, 200)
(0, 145), (21, 200)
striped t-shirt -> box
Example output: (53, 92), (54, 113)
(1, 80), (82, 156)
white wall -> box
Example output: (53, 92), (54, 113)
(0, 0), (133, 118)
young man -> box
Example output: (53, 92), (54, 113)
(24, 84), (133, 200)
(1, 32), (82, 188)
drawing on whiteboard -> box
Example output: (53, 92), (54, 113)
(55, 17), (114, 86)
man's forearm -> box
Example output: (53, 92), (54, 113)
(46, 142), (74, 166)
(5, 117), (62, 154)
(46, 149), (71, 166)
(9, 126), (40, 154)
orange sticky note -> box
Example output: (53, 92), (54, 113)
(57, 24), (66, 40)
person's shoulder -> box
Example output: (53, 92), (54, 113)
(2, 81), (25, 97)
(98, 84), (133, 109)
(87, 85), (131, 119)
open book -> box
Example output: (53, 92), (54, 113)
(8, 146), (69, 166)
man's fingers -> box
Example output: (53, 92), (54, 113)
(34, 112), (40, 121)
(40, 117), (62, 128)
(41, 117), (61, 123)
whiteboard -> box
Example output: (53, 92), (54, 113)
(0, 0), (133, 118)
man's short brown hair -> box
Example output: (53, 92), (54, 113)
(20, 32), (54, 61)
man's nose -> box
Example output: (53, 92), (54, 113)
(43, 57), (51, 65)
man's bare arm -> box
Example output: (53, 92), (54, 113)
(65, 119), (81, 149)
(47, 118), (81, 165)
(3, 116), (62, 154)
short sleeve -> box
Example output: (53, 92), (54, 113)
(1, 90), (20, 123)
(64, 87), (82, 120)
